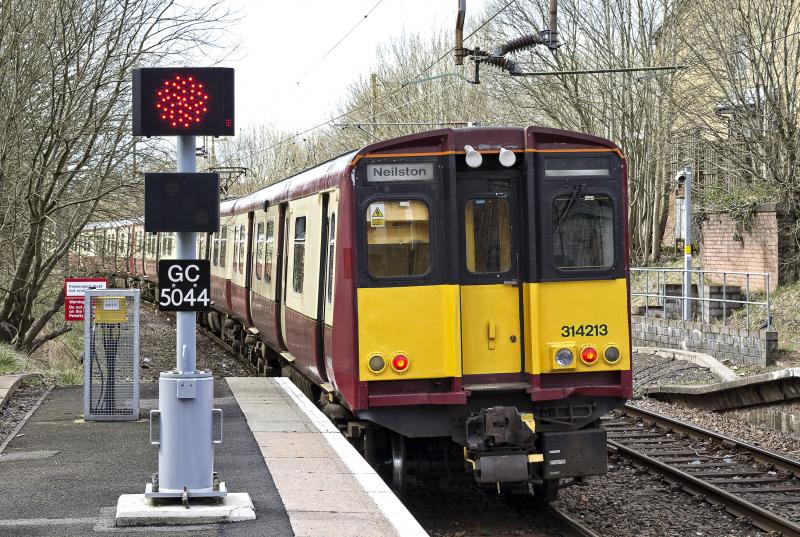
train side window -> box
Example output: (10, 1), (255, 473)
(264, 220), (274, 285)
(255, 221), (265, 281)
(292, 216), (306, 293)
(552, 194), (614, 270)
(465, 198), (511, 273)
(219, 226), (227, 268)
(326, 213), (335, 303)
(366, 200), (430, 278)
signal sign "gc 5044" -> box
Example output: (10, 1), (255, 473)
(158, 260), (211, 312)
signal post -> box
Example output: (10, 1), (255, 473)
(128, 67), (251, 514)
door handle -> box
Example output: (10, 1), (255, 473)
(487, 321), (496, 350)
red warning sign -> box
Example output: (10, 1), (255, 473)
(64, 278), (107, 322)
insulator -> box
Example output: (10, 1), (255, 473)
(483, 55), (518, 74)
(499, 34), (543, 55)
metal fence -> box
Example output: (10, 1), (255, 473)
(630, 268), (771, 330)
(83, 289), (140, 421)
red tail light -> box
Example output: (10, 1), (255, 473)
(580, 346), (598, 365)
(391, 353), (410, 373)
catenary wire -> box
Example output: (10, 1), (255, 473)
(295, 0), (389, 86)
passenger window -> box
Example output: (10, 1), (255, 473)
(293, 216), (306, 293)
(326, 214), (335, 303)
(264, 220), (274, 285)
(465, 198), (511, 273)
(366, 200), (430, 278)
(552, 194), (614, 270)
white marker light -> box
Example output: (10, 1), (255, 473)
(464, 145), (482, 168)
(499, 147), (517, 167)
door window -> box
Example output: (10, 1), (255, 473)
(264, 220), (274, 284)
(293, 216), (306, 293)
(552, 194), (614, 270)
(465, 198), (512, 273)
(255, 222), (265, 281)
(365, 200), (430, 278)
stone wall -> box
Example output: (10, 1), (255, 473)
(700, 203), (793, 291)
(631, 314), (777, 367)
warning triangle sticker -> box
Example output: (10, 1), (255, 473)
(371, 207), (384, 218)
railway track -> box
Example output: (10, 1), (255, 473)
(543, 505), (602, 537)
(605, 404), (800, 537)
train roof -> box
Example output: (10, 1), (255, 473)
(83, 218), (142, 230)
(222, 125), (622, 216)
(222, 150), (358, 216)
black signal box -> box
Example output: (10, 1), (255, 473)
(145, 173), (220, 232)
(132, 67), (234, 137)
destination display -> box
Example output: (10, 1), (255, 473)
(366, 162), (435, 182)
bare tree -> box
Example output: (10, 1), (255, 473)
(675, 0), (800, 276)
(0, 0), (234, 352)
(482, 0), (682, 264)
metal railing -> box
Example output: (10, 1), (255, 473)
(630, 268), (771, 330)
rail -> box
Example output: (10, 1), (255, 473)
(605, 404), (800, 537)
(630, 267), (771, 330)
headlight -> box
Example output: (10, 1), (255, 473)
(604, 345), (621, 364)
(368, 354), (386, 374)
(555, 348), (574, 367)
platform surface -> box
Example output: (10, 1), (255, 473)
(0, 381), (293, 536)
(226, 376), (428, 537)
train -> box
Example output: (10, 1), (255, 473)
(73, 126), (632, 500)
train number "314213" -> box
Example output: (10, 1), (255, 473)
(561, 324), (609, 337)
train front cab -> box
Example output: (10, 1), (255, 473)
(352, 127), (632, 495)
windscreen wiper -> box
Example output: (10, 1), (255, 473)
(555, 184), (584, 232)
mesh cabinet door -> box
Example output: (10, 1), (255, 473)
(83, 289), (140, 421)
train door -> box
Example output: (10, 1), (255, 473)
(458, 173), (523, 376)
(279, 206), (290, 347)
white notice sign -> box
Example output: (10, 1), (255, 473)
(366, 162), (435, 182)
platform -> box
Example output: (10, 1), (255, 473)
(646, 367), (800, 410)
(227, 377), (428, 537)
(0, 377), (429, 536)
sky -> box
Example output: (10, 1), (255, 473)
(226, 0), (489, 133)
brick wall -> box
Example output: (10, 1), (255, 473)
(699, 203), (791, 292)
(632, 315), (777, 367)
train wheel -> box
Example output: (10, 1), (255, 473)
(390, 432), (407, 497)
(532, 479), (559, 505)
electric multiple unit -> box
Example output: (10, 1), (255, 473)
(74, 126), (632, 500)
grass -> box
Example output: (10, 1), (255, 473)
(0, 344), (21, 374)
(0, 319), (83, 385)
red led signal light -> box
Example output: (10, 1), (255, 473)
(133, 67), (234, 137)
(156, 75), (210, 129)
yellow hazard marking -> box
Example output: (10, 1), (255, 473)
(521, 413), (536, 433)
(528, 454), (544, 463)
(684, 245), (692, 254)
(370, 203), (385, 227)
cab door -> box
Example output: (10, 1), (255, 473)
(459, 174), (523, 376)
